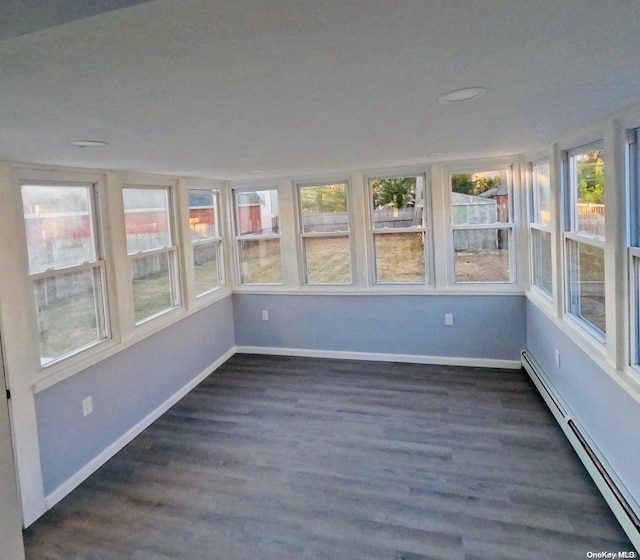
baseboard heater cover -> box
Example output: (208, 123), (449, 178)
(567, 419), (640, 533)
(521, 350), (566, 419)
(521, 350), (640, 539)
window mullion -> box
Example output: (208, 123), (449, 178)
(27, 260), (104, 281)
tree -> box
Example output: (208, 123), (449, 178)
(577, 150), (605, 204)
(451, 174), (474, 195)
(452, 172), (503, 196)
(300, 184), (346, 213)
(371, 177), (416, 209)
(472, 174), (502, 195)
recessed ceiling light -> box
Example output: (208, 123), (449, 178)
(438, 87), (487, 104)
(70, 140), (109, 148)
(429, 151), (448, 157)
(251, 169), (265, 174)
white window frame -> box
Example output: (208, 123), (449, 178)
(232, 186), (283, 286)
(296, 180), (353, 286)
(529, 159), (553, 299)
(20, 179), (110, 368)
(628, 129), (640, 370)
(188, 186), (225, 297)
(123, 184), (181, 325)
(562, 141), (606, 342)
(367, 172), (431, 285)
(446, 165), (517, 285)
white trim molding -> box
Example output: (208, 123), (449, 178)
(43, 348), (235, 512)
(522, 350), (640, 551)
(235, 345), (522, 370)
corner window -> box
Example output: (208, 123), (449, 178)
(369, 174), (429, 283)
(123, 187), (180, 324)
(189, 188), (224, 296)
(563, 144), (606, 337)
(21, 182), (109, 366)
(233, 188), (282, 284)
(298, 182), (352, 284)
(530, 160), (553, 297)
(449, 168), (514, 283)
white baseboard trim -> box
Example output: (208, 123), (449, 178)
(44, 347), (235, 511)
(235, 345), (522, 370)
(521, 350), (640, 551)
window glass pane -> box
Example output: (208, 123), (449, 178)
(22, 184), (96, 274)
(574, 148), (605, 238)
(533, 161), (551, 225)
(531, 229), (552, 295)
(374, 232), (426, 283)
(451, 170), (509, 225)
(303, 236), (351, 284)
(567, 240), (605, 334)
(132, 252), (176, 323)
(300, 184), (348, 233)
(34, 268), (105, 365)
(371, 176), (425, 229)
(189, 190), (218, 241)
(193, 242), (221, 296)
(123, 188), (171, 254)
(238, 238), (282, 284)
(453, 229), (510, 282)
(235, 189), (279, 235)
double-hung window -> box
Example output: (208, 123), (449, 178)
(233, 188), (282, 284)
(369, 174), (429, 283)
(189, 188), (224, 296)
(563, 144), (606, 338)
(529, 160), (553, 296)
(449, 168), (514, 283)
(123, 186), (180, 324)
(21, 182), (108, 366)
(298, 182), (352, 284)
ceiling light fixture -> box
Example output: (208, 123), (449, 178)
(438, 87), (487, 104)
(70, 140), (109, 148)
(251, 169), (264, 174)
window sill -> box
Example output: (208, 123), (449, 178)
(232, 284), (525, 297)
(526, 290), (640, 404)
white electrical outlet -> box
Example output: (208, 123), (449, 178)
(262, 310), (269, 321)
(444, 313), (454, 326)
(82, 396), (93, 417)
(555, 349), (561, 367)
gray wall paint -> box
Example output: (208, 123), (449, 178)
(234, 294), (526, 360)
(526, 300), (640, 501)
(35, 296), (235, 495)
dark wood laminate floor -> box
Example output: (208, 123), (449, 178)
(24, 355), (636, 559)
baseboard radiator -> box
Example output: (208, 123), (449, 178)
(521, 350), (640, 549)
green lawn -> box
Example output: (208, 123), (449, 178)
(35, 234), (522, 361)
(36, 285), (101, 364)
(132, 271), (173, 323)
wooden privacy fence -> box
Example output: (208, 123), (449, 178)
(576, 203), (605, 237)
(577, 203), (605, 217)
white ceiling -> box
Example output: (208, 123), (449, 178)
(0, 0), (154, 41)
(1, 0), (640, 180)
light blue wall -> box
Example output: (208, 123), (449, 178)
(35, 296), (235, 495)
(234, 293), (526, 361)
(526, 300), (640, 501)
(33, 292), (529, 497)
